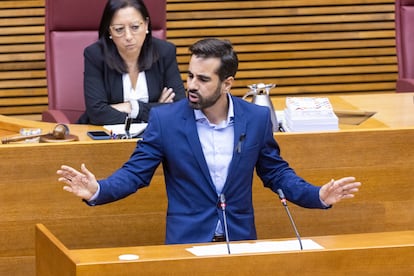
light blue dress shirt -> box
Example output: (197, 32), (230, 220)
(194, 94), (234, 235)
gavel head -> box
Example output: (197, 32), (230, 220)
(52, 124), (69, 139)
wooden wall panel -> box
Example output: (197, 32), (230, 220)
(0, 0), (46, 116)
(167, 0), (398, 96)
(0, 0), (398, 115)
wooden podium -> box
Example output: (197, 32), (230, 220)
(36, 224), (414, 275)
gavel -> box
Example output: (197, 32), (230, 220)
(1, 124), (69, 144)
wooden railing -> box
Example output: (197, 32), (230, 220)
(0, 0), (398, 116)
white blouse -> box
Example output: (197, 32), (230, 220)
(122, 71), (149, 119)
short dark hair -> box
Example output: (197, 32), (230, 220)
(189, 38), (238, 81)
(98, 0), (158, 73)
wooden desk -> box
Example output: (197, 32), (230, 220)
(1, 92), (412, 140)
(36, 224), (414, 275)
(1, 93), (413, 275)
(271, 92), (414, 130)
(339, 92), (414, 128)
(0, 114), (104, 141)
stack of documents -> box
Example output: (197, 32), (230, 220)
(284, 97), (338, 132)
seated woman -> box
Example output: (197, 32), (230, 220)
(77, 0), (185, 125)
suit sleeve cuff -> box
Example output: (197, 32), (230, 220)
(129, 100), (139, 119)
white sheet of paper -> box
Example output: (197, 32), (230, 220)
(186, 239), (323, 256)
(104, 123), (147, 136)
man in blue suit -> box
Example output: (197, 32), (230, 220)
(58, 38), (361, 244)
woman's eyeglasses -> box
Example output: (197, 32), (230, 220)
(110, 22), (145, 37)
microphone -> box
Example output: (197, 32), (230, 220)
(276, 189), (303, 250)
(219, 194), (231, 254)
(124, 116), (132, 139)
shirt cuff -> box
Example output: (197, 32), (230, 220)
(84, 183), (101, 206)
(129, 100), (139, 119)
(320, 197), (332, 209)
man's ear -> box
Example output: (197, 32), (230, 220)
(223, 76), (234, 92)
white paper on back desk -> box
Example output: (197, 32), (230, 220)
(104, 123), (147, 136)
(284, 97), (338, 132)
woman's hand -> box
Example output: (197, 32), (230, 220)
(110, 102), (132, 114)
(158, 87), (175, 103)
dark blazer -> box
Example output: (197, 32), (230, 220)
(78, 37), (185, 125)
(92, 96), (327, 244)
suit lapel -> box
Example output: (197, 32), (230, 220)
(223, 97), (248, 193)
(182, 106), (216, 192)
(106, 69), (124, 102)
(144, 68), (159, 102)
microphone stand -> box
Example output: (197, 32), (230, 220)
(219, 194), (231, 254)
(276, 189), (303, 250)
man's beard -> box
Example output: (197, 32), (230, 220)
(187, 85), (222, 110)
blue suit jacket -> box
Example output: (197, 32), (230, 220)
(78, 37), (185, 125)
(94, 96), (326, 244)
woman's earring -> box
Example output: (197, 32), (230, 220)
(109, 35), (112, 39)
(146, 30), (149, 34)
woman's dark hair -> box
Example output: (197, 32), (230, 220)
(189, 38), (238, 81)
(98, 0), (158, 73)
